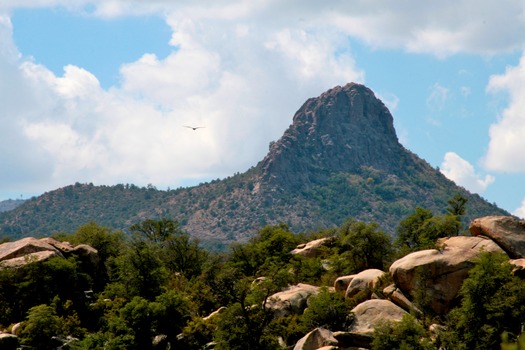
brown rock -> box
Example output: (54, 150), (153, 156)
(383, 284), (421, 315)
(293, 328), (338, 350)
(345, 269), (385, 299)
(470, 216), (525, 258)
(0, 251), (60, 268)
(334, 275), (355, 294)
(267, 283), (320, 317)
(291, 237), (335, 258)
(348, 299), (407, 335)
(390, 235), (505, 314)
(0, 237), (63, 263)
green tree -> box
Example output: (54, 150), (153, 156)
(395, 207), (433, 252)
(371, 313), (436, 350)
(442, 252), (525, 349)
(67, 222), (125, 291)
(229, 224), (300, 277)
(115, 239), (168, 300)
(213, 275), (282, 350)
(337, 219), (392, 272)
(130, 218), (207, 279)
(446, 193), (468, 235)
(395, 208), (458, 254)
(300, 287), (352, 331)
(18, 304), (60, 350)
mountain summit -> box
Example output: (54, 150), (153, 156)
(259, 83), (404, 191)
(0, 83), (508, 244)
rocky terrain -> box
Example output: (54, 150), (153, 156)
(1, 215), (524, 349)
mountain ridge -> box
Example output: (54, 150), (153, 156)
(0, 83), (509, 244)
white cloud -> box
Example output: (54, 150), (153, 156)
(441, 152), (495, 193)
(484, 53), (525, 172)
(1, 3), (367, 197)
(2, 1), (525, 199)
(427, 83), (449, 110)
(514, 198), (525, 219)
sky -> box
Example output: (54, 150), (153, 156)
(1, 1), (525, 218)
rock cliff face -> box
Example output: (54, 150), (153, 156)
(258, 83), (405, 191)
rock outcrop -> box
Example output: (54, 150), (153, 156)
(470, 216), (525, 258)
(259, 83), (405, 191)
(348, 299), (407, 335)
(293, 328), (338, 350)
(291, 237), (335, 258)
(267, 283), (320, 317)
(345, 269), (385, 299)
(334, 274), (356, 294)
(0, 237), (98, 270)
(389, 235), (505, 314)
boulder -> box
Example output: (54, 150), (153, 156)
(348, 299), (407, 335)
(345, 269), (385, 299)
(39, 237), (76, 253)
(470, 216), (525, 258)
(0, 237), (98, 270)
(333, 331), (372, 349)
(267, 283), (320, 317)
(383, 284), (421, 315)
(293, 328), (338, 350)
(0, 333), (19, 350)
(0, 250), (60, 268)
(389, 235), (505, 314)
(334, 275), (355, 294)
(10, 322), (22, 336)
(291, 237), (335, 258)
(203, 306), (227, 321)
(0, 237), (63, 263)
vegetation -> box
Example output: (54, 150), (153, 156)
(0, 157), (508, 244)
(0, 198), (522, 349)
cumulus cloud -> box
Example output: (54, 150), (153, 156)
(2, 0), (525, 199)
(1, 2), (367, 197)
(514, 198), (525, 219)
(484, 53), (525, 172)
(441, 152), (495, 193)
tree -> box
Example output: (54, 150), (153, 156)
(337, 219), (393, 272)
(446, 194), (468, 235)
(446, 193), (468, 217)
(395, 207), (433, 252)
(67, 222), (125, 291)
(442, 252), (525, 349)
(18, 304), (60, 350)
(213, 275), (282, 350)
(395, 208), (459, 253)
(372, 313), (436, 350)
(130, 218), (208, 279)
(115, 239), (168, 300)
(300, 287), (352, 331)
(130, 218), (181, 244)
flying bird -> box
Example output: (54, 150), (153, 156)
(184, 126), (205, 130)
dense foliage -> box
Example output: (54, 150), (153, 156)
(1, 200), (524, 349)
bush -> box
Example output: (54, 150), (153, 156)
(371, 313), (436, 350)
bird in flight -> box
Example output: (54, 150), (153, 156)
(184, 126), (205, 130)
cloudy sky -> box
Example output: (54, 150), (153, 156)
(1, 1), (525, 218)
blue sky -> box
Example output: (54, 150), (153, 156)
(1, 1), (525, 218)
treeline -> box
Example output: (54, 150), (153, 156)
(0, 195), (523, 349)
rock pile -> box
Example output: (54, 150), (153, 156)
(286, 215), (525, 350)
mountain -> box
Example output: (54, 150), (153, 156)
(0, 199), (26, 213)
(0, 83), (508, 245)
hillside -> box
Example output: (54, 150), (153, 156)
(0, 199), (25, 213)
(0, 83), (508, 244)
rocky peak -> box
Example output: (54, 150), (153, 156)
(258, 83), (404, 190)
